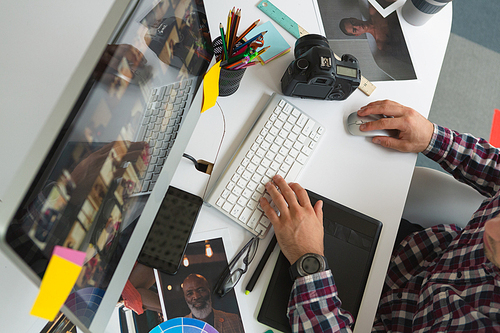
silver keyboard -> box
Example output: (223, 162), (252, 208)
(136, 79), (194, 194)
(206, 94), (324, 238)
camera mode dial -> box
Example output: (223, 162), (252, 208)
(296, 58), (309, 70)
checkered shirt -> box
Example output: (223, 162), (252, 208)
(288, 125), (500, 332)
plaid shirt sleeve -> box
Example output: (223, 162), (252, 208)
(422, 124), (500, 197)
(288, 270), (354, 333)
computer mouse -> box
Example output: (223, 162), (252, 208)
(346, 112), (397, 137)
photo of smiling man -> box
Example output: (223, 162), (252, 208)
(158, 237), (246, 333)
(182, 274), (244, 333)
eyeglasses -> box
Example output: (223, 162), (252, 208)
(214, 233), (260, 297)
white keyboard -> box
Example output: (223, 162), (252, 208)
(206, 94), (324, 238)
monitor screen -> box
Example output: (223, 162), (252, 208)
(3, 0), (212, 330)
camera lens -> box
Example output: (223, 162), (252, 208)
(294, 34), (330, 58)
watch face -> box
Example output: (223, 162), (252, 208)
(302, 257), (321, 274)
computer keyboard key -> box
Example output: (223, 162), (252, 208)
(222, 202), (233, 212)
(247, 199), (259, 210)
(283, 103), (293, 114)
(227, 194), (238, 205)
(230, 205), (243, 218)
(285, 162), (303, 182)
(239, 207), (253, 224)
(255, 223), (267, 236)
(248, 210), (262, 229)
(260, 216), (271, 228)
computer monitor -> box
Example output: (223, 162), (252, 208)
(0, 0), (213, 332)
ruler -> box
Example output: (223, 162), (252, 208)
(257, 0), (308, 39)
(256, 0), (376, 96)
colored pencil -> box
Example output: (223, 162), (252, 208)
(233, 31), (267, 53)
(234, 19), (260, 45)
(226, 10), (231, 45)
(248, 45), (270, 62)
(229, 7), (235, 49)
(219, 23), (229, 61)
(238, 61), (259, 69)
(226, 47), (252, 65)
(225, 56), (249, 69)
(229, 9), (241, 57)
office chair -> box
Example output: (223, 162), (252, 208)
(402, 166), (485, 229)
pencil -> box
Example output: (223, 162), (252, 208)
(245, 235), (277, 294)
(234, 19), (260, 45)
(229, 7), (235, 49)
(233, 31), (267, 53)
(225, 56), (249, 69)
(226, 8), (234, 51)
(248, 46), (270, 62)
(226, 47), (251, 65)
(219, 23), (229, 61)
(238, 61), (259, 69)
(229, 9), (241, 57)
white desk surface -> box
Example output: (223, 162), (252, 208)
(0, 0), (451, 332)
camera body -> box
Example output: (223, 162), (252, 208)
(281, 34), (361, 101)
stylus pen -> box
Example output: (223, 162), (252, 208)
(245, 234), (278, 294)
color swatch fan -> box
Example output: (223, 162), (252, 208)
(150, 317), (218, 333)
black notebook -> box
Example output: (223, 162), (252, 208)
(258, 190), (383, 332)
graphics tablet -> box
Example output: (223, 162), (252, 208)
(258, 190), (383, 332)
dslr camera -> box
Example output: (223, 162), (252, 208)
(281, 34), (361, 101)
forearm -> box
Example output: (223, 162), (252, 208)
(423, 124), (500, 196)
(288, 270), (354, 333)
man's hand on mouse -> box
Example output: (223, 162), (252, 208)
(259, 175), (324, 265)
(357, 100), (434, 153)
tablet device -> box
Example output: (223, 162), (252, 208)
(258, 189), (383, 332)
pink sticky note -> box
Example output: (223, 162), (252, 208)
(52, 245), (86, 267)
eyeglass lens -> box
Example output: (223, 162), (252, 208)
(245, 237), (259, 264)
(217, 236), (260, 296)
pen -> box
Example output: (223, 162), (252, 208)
(245, 234), (277, 294)
(234, 19), (260, 45)
(234, 31), (267, 53)
(219, 23), (229, 61)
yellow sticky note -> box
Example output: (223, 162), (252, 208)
(30, 255), (83, 320)
(201, 61), (221, 113)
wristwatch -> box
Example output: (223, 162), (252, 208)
(289, 253), (329, 280)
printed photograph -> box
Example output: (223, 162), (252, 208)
(318, 0), (416, 81)
(159, 237), (245, 333)
(118, 263), (164, 333)
(368, 0), (405, 17)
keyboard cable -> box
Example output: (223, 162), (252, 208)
(182, 101), (227, 198)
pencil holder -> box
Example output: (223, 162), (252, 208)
(218, 67), (247, 96)
(213, 36), (247, 97)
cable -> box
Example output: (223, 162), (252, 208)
(181, 102), (227, 197)
(202, 102), (226, 198)
(182, 153), (200, 169)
